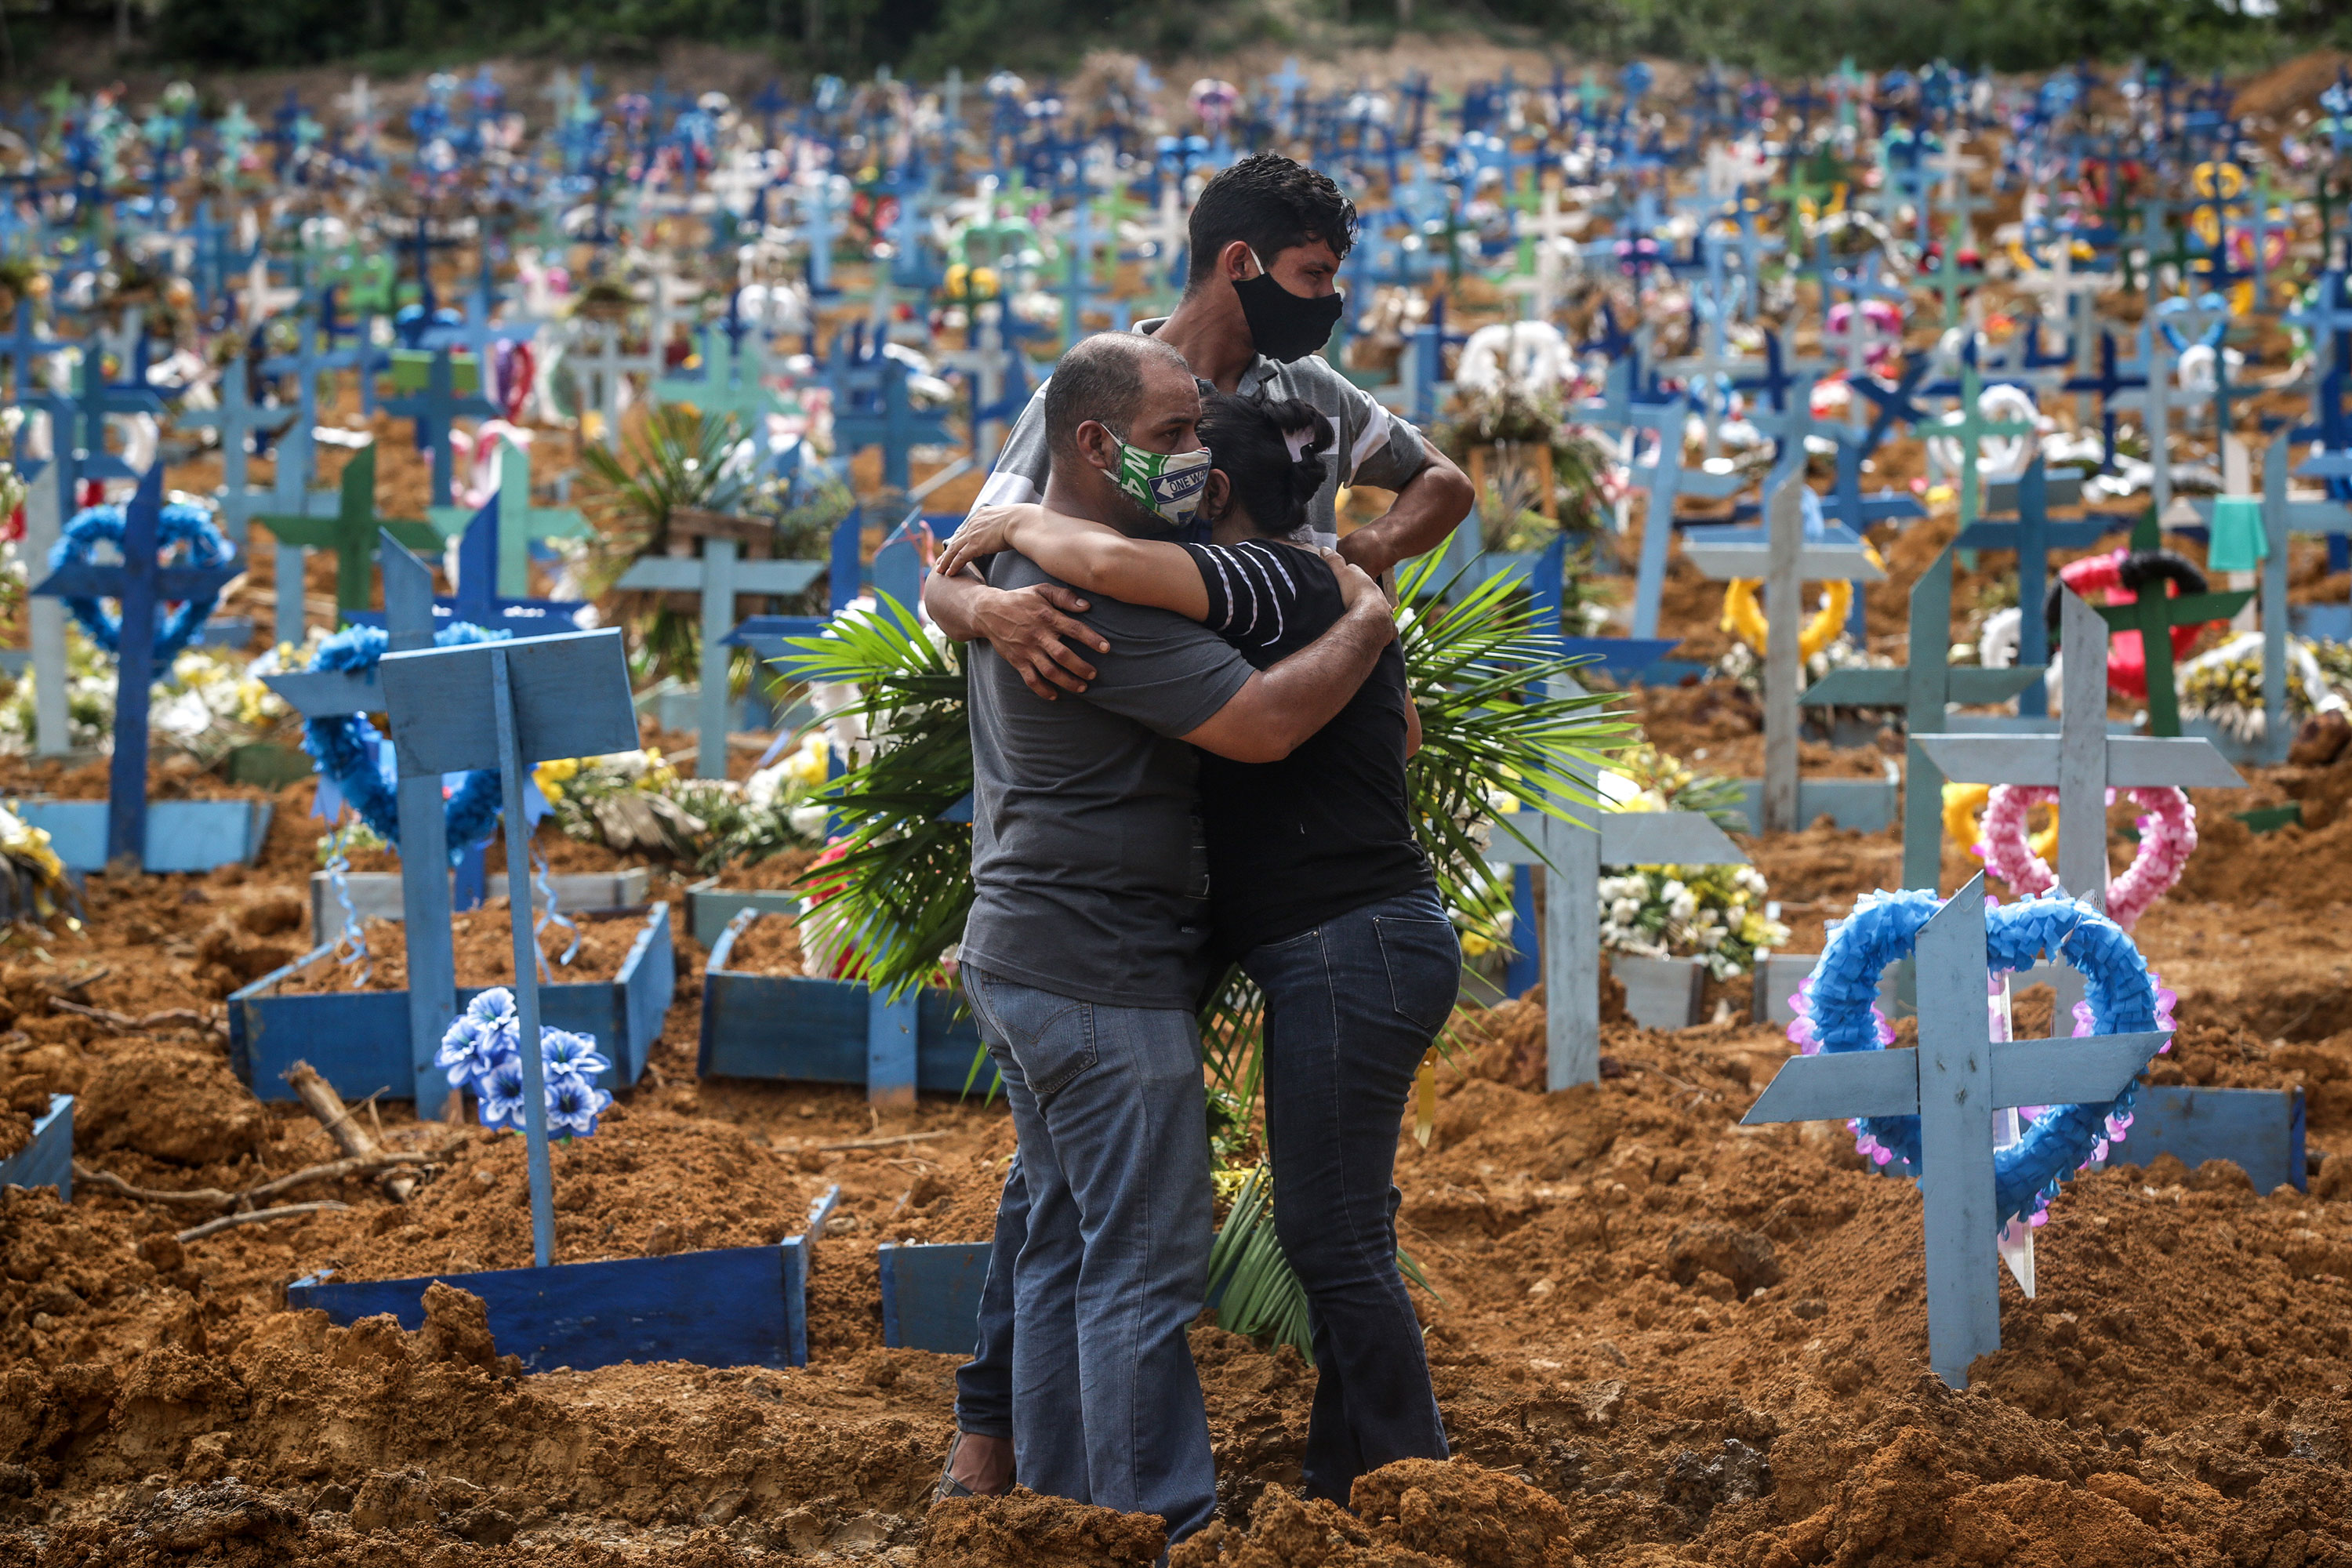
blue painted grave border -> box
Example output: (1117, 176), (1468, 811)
(0, 1095), (72, 1198)
(697, 910), (999, 1096)
(12, 799), (273, 874)
(286, 1234), (810, 1372)
(227, 903), (673, 1102)
(877, 1240), (989, 1354)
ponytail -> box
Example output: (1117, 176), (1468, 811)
(1200, 392), (1331, 539)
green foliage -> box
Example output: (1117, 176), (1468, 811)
(1203, 1162), (1437, 1356)
(139, 0), (2347, 80)
(778, 593), (974, 998)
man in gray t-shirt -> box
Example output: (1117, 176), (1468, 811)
(961, 545), (1242, 1009)
(935, 332), (1396, 1543)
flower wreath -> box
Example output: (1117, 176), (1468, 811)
(52, 500), (236, 662)
(299, 622), (510, 860)
(1785, 888), (2175, 1230)
(1720, 542), (1885, 662)
(1976, 785), (2194, 932)
(1943, 782), (2059, 867)
(2050, 549), (2210, 701)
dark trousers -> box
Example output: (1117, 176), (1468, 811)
(954, 887), (1457, 1511)
(1243, 886), (1457, 1504)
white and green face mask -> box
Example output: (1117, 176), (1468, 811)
(1107, 432), (1212, 532)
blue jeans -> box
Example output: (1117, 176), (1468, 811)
(956, 891), (1457, 1511)
(1245, 887), (1456, 1504)
(953, 1155), (1025, 1441)
(960, 966), (1218, 1541)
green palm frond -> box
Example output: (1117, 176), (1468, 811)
(579, 404), (751, 564)
(1397, 549), (1637, 954)
(779, 594), (975, 1000)
(580, 405), (756, 681)
(1204, 1162), (1438, 1356)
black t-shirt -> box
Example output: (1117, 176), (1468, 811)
(1179, 539), (1434, 957)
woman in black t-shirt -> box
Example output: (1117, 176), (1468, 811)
(939, 393), (1455, 1505)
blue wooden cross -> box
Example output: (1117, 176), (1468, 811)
(261, 533), (459, 1112)
(379, 626), (639, 1267)
(0, 299), (61, 401)
(384, 347), (499, 508)
(1805, 546), (2042, 889)
(1954, 459), (2106, 718)
(1622, 396), (1743, 639)
(615, 529), (825, 779)
(29, 463), (241, 866)
(182, 358), (292, 546)
(64, 347), (163, 481)
(831, 350), (955, 493)
(1740, 875), (2171, 1388)
(1683, 480), (1887, 831)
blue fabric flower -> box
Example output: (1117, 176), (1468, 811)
(300, 622), (512, 861)
(539, 1028), (611, 1083)
(547, 1076), (612, 1138)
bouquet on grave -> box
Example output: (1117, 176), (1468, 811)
(434, 988), (612, 1138)
(1595, 744), (1787, 981)
(535, 743), (827, 872)
(2178, 633), (2343, 742)
(0, 637), (299, 760)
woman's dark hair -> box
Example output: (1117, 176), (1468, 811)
(1200, 393), (1330, 539)
(1184, 153), (1356, 288)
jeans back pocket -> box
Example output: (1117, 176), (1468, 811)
(1374, 916), (1462, 1036)
(970, 972), (1099, 1106)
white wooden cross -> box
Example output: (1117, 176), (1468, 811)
(1915, 590), (2244, 1014)
(1740, 874), (2171, 1388)
(630, 263), (700, 408)
(571, 318), (633, 452)
(615, 532), (825, 779)
(1503, 178), (1577, 323)
(1488, 676), (1751, 1090)
(1682, 478), (1887, 831)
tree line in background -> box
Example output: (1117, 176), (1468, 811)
(8, 0), (2347, 96)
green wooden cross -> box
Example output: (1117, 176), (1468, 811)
(2078, 568), (2252, 738)
(428, 440), (590, 598)
(1928, 209), (1981, 328)
(256, 445), (440, 621)
(1941, 365), (2032, 534)
(654, 334), (775, 430)
(1805, 546), (2043, 891)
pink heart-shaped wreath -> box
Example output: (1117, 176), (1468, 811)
(1975, 786), (2196, 931)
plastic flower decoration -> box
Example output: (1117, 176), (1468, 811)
(434, 990), (612, 1140)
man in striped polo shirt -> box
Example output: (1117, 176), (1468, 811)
(928, 151), (1473, 699)
(927, 152), (1472, 1507)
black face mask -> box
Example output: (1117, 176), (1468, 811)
(1233, 259), (1345, 363)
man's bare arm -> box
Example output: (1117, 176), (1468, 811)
(1335, 446), (1475, 578)
(1181, 559), (1394, 764)
(921, 568), (1111, 702)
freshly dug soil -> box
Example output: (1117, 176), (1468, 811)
(273, 902), (652, 994)
(715, 913), (807, 976)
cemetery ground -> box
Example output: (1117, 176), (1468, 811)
(0, 673), (2347, 1566)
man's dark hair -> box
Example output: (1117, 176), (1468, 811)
(1183, 153), (1356, 289)
(1042, 332), (1190, 469)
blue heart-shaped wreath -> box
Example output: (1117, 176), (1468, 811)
(1786, 888), (2173, 1230)
(53, 501), (235, 662)
(300, 622), (510, 862)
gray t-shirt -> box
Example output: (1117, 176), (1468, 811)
(969, 321), (1433, 549)
(960, 549), (1254, 1011)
